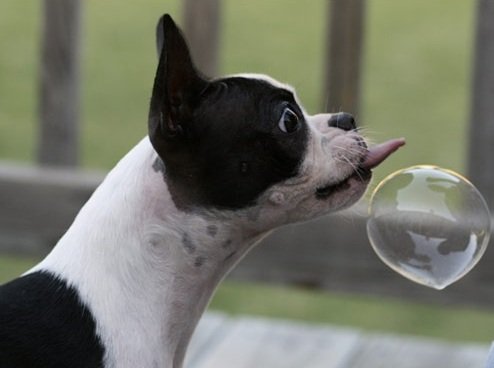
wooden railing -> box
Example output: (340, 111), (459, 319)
(36, 0), (494, 206)
(1, 162), (493, 308)
(3, 0), (494, 310)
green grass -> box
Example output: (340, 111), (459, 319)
(211, 281), (494, 343)
(2, 254), (494, 343)
(0, 0), (475, 175)
(0, 0), (484, 345)
(363, 0), (474, 180)
(0, 255), (40, 282)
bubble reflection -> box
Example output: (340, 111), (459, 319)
(367, 165), (491, 289)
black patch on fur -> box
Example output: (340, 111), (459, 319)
(0, 271), (104, 368)
(222, 239), (233, 249)
(182, 233), (196, 254)
(152, 157), (167, 181)
(148, 15), (308, 210)
(152, 77), (309, 210)
(207, 225), (218, 237)
(194, 256), (206, 267)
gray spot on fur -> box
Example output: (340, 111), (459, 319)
(194, 256), (206, 267)
(152, 157), (166, 181)
(182, 233), (196, 254)
(247, 206), (262, 222)
(207, 225), (218, 237)
(222, 239), (232, 249)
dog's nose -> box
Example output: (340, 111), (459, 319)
(327, 112), (356, 131)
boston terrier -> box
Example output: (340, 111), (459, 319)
(0, 14), (404, 368)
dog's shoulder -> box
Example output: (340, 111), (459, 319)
(0, 271), (105, 368)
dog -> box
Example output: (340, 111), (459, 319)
(0, 14), (404, 368)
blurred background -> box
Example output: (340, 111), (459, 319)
(1, 0), (494, 347)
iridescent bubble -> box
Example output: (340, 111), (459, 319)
(367, 165), (491, 289)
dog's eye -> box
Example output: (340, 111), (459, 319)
(278, 108), (300, 134)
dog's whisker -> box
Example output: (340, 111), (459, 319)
(332, 144), (367, 160)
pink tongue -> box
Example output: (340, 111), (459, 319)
(361, 138), (406, 169)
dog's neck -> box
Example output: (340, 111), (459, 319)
(30, 138), (269, 368)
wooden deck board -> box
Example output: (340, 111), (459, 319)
(346, 333), (489, 368)
(185, 312), (231, 368)
(190, 315), (361, 368)
(187, 313), (490, 368)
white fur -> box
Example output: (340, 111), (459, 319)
(230, 73), (306, 113)
(27, 75), (369, 368)
(28, 138), (271, 367)
(231, 73), (295, 93)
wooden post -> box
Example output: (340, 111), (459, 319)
(38, 0), (82, 167)
(183, 0), (221, 78)
(468, 0), (494, 209)
(323, 0), (365, 115)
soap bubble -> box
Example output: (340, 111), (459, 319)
(367, 165), (491, 289)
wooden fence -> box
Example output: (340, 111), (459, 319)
(36, 0), (494, 207)
(3, 0), (494, 308)
(468, 0), (494, 209)
(1, 162), (494, 309)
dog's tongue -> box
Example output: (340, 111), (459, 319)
(361, 138), (406, 169)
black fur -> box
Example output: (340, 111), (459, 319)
(149, 15), (308, 210)
(0, 272), (104, 368)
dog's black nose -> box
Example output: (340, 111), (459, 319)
(328, 112), (357, 131)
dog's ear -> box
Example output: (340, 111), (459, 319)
(155, 16), (165, 58)
(148, 14), (208, 154)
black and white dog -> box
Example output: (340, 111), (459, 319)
(0, 14), (404, 368)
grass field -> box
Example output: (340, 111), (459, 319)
(1, 0), (489, 344)
(0, 0), (474, 175)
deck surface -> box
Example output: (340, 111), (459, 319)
(185, 313), (490, 368)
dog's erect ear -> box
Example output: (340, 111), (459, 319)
(148, 14), (208, 154)
(155, 16), (165, 58)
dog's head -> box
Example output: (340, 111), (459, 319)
(148, 15), (403, 228)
